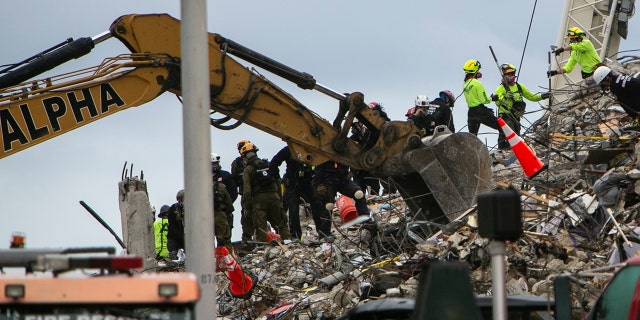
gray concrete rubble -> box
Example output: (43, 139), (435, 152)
(210, 59), (640, 319)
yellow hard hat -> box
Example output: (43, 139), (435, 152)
(237, 139), (250, 151)
(463, 59), (481, 74)
(500, 63), (516, 74)
(567, 27), (584, 39)
(240, 142), (257, 156)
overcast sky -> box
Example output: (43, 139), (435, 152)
(1, 1), (638, 249)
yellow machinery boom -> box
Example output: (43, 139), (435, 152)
(0, 13), (491, 224)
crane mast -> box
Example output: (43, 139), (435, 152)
(552, 0), (635, 103)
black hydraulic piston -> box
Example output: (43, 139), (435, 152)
(214, 35), (346, 101)
(0, 37), (95, 89)
(214, 34), (317, 90)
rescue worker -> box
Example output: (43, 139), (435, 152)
(548, 27), (602, 79)
(406, 95), (435, 136)
(349, 121), (380, 195)
(593, 169), (640, 209)
(270, 145), (320, 240)
(153, 204), (170, 259)
(166, 189), (185, 260)
(241, 142), (291, 242)
(368, 102), (390, 121)
(429, 90), (456, 132)
(593, 65), (640, 120)
(492, 63), (550, 149)
(231, 139), (255, 246)
(313, 160), (371, 240)
(211, 153), (236, 230)
(212, 168), (233, 247)
(462, 59), (500, 136)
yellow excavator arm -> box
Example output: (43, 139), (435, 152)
(0, 13), (491, 225)
(110, 13), (420, 172)
(0, 55), (178, 158)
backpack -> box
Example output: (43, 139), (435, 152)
(500, 83), (526, 117)
(249, 158), (278, 188)
(511, 84), (526, 116)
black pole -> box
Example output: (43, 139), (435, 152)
(79, 201), (126, 250)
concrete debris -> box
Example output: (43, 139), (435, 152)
(212, 59), (640, 319)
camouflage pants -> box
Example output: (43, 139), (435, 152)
(252, 192), (291, 242)
(240, 196), (255, 242)
(214, 209), (231, 245)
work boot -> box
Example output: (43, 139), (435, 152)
(320, 234), (335, 243)
(216, 238), (231, 247)
(239, 240), (256, 251)
(497, 141), (511, 150)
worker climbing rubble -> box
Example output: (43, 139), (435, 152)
(593, 65), (640, 121)
(548, 27), (602, 79)
(492, 63), (550, 150)
(462, 59), (500, 136)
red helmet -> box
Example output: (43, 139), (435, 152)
(405, 106), (417, 117)
(439, 90), (456, 106)
(368, 102), (383, 111)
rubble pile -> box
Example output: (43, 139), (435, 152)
(214, 59), (640, 319)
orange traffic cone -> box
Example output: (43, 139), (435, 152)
(215, 246), (255, 299)
(497, 117), (548, 179)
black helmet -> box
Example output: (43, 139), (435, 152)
(158, 205), (171, 218)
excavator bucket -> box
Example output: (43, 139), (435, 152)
(392, 126), (491, 224)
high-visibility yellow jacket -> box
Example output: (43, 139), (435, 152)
(463, 78), (491, 108)
(153, 218), (169, 258)
(563, 39), (601, 74)
(494, 82), (543, 114)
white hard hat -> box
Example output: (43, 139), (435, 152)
(415, 95), (429, 107)
(593, 66), (611, 85)
(627, 169), (640, 179)
(210, 153), (221, 163)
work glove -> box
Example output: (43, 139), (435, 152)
(540, 92), (551, 99)
(547, 70), (559, 77)
(553, 47), (565, 56)
(619, 179), (631, 189)
(490, 94), (499, 102)
(316, 184), (327, 196)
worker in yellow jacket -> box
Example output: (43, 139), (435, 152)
(153, 205), (170, 259)
(548, 27), (602, 79)
(493, 63), (550, 149)
(463, 59), (500, 136)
